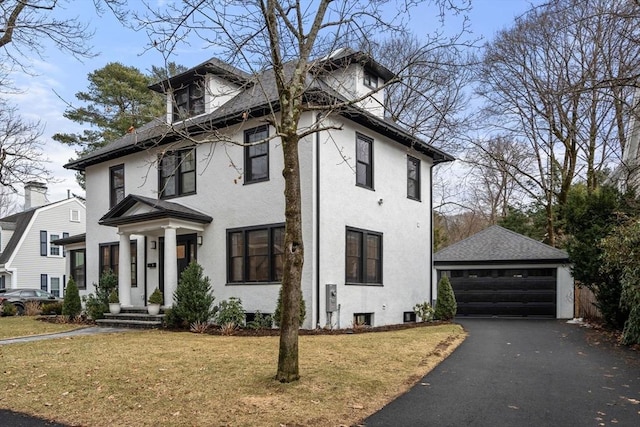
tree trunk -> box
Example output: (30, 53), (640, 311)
(276, 131), (304, 383)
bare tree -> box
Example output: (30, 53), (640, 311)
(476, 0), (640, 245)
(0, 100), (50, 190)
(464, 135), (532, 224)
(103, 0), (471, 382)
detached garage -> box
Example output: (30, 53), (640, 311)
(434, 226), (574, 319)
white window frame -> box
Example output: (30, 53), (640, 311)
(49, 276), (63, 297)
(70, 209), (81, 222)
(48, 232), (63, 258)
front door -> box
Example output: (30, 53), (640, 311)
(159, 233), (197, 297)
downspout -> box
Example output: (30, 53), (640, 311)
(429, 165), (434, 306)
(315, 112), (322, 328)
(144, 236), (148, 305)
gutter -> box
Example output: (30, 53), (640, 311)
(315, 112), (322, 328)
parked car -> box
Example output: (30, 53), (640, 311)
(0, 288), (63, 315)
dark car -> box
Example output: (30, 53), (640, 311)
(0, 288), (63, 315)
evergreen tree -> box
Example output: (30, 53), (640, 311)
(170, 262), (216, 327)
(273, 285), (306, 328)
(434, 276), (457, 321)
(62, 277), (82, 318)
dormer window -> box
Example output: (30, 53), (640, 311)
(363, 70), (378, 89)
(172, 80), (205, 121)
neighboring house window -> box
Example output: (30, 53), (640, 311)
(356, 133), (374, 189)
(70, 209), (81, 222)
(100, 241), (137, 287)
(407, 155), (421, 201)
(40, 231), (67, 257)
(70, 249), (86, 290)
(173, 80), (205, 121)
(363, 70), (378, 89)
(50, 277), (61, 297)
(159, 148), (196, 198)
(0, 275), (5, 290)
(110, 164), (125, 208)
(41, 274), (47, 291)
(244, 125), (270, 184)
(346, 227), (382, 284)
(227, 224), (284, 283)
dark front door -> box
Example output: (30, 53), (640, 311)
(159, 233), (197, 296)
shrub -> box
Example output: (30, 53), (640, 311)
(170, 262), (216, 328)
(413, 301), (434, 322)
(108, 289), (119, 304)
(84, 270), (119, 320)
(246, 311), (273, 330)
(41, 302), (63, 315)
(273, 286), (306, 328)
(24, 300), (42, 316)
(63, 278), (82, 317)
(2, 303), (17, 316)
(148, 288), (163, 305)
(434, 276), (457, 321)
(215, 297), (245, 327)
(190, 320), (210, 334)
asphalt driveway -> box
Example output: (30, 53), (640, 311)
(365, 318), (640, 426)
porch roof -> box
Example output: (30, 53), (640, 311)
(99, 194), (213, 227)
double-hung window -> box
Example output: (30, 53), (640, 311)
(70, 249), (86, 290)
(40, 231), (67, 257)
(99, 241), (137, 287)
(244, 125), (269, 184)
(407, 155), (421, 201)
(356, 133), (374, 189)
(159, 148), (196, 199)
(228, 224), (284, 283)
(109, 164), (125, 208)
(172, 80), (205, 121)
(346, 227), (382, 285)
(363, 70), (378, 89)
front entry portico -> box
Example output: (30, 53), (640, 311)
(99, 195), (212, 307)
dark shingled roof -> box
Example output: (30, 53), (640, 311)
(52, 233), (86, 246)
(434, 225), (569, 264)
(65, 51), (454, 171)
(99, 194), (213, 227)
(0, 210), (36, 264)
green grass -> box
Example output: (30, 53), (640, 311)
(0, 323), (465, 426)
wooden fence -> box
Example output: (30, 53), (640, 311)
(574, 285), (602, 320)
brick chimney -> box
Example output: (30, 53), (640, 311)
(24, 181), (48, 210)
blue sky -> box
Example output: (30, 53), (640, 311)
(8, 0), (540, 204)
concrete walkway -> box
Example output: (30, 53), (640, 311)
(365, 318), (640, 426)
(0, 326), (130, 345)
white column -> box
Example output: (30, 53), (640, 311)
(118, 232), (132, 306)
(163, 225), (178, 307)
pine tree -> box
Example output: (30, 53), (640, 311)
(62, 278), (82, 318)
(434, 276), (457, 321)
(170, 261), (216, 326)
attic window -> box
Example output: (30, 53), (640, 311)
(363, 70), (378, 89)
(172, 80), (205, 121)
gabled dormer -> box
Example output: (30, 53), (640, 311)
(149, 58), (252, 123)
(314, 48), (395, 119)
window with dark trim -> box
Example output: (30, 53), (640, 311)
(354, 312), (373, 326)
(99, 241), (137, 287)
(356, 133), (374, 189)
(403, 312), (417, 323)
(172, 80), (205, 121)
(346, 227), (382, 284)
(363, 70), (378, 89)
(159, 148), (196, 199)
(0, 275), (5, 290)
(244, 125), (269, 184)
(407, 155), (421, 201)
(110, 164), (125, 208)
(227, 224), (284, 283)
(70, 249), (86, 290)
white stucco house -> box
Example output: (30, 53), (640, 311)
(0, 182), (86, 296)
(63, 49), (454, 328)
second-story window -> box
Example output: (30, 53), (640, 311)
(407, 155), (421, 201)
(172, 80), (205, 121)
(244, 125), (269, 184)
(109, 164), (125, 208)
(159, 148), (196, 199)
(356, 133), (374, 190)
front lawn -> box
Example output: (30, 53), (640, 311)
(0, 316), (84, 340)
(0, 324), (465, 426)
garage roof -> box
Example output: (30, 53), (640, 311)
(434, 225), (569, 264)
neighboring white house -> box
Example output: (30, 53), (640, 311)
(0, 182), (86, 297)
(609, 87), (640, 192)
(64, 49), (454, 329)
